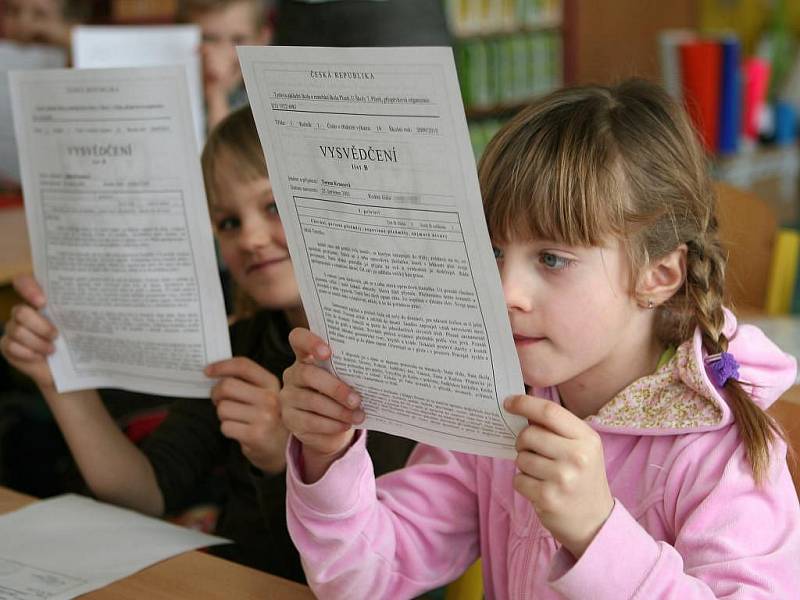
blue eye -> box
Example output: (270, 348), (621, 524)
(492, 246), (503, 259)
(539, 252), (572, 270)
(217, 217), (240, 232)
(265, 202), (279, 216)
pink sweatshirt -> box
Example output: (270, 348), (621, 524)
(286, 313), (800, 599)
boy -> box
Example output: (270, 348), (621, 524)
(2, 0), (93, 49)
(179, 0), (272, 130)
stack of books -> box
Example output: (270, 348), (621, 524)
(659, 29), (798, 156)
(455, 30), (562, 112)
(445, 0), (561, 37)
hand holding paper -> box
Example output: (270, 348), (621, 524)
(9, 66), (231, 397)
(239, 46), (525, 457)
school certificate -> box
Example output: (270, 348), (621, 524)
(240, 46), (525, 458)
(10, 66), (231, 397)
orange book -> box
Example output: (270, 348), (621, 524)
(679, 39), (722, 152)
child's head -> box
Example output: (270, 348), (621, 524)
(201, 105), (300, 318)
(3, 0), (91, 47)
(179, 0), (271, 83)
(482, 79), (778, 479)
(482, 79), (721, 349)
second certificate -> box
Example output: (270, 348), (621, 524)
(241, 47), (525, 458)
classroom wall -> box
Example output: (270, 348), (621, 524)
(566, 0), (698, 85)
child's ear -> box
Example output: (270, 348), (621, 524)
(635, 244), (687, 308)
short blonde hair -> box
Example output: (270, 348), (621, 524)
(201, 104), (268, 317)
(201, 104), (267, 209)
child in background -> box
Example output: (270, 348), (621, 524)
(2, 0), (92, 49)
(0, 105), (415, 580)
(279, 79), (800, 598)
(179, 0), (272, 130)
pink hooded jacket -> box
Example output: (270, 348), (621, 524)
(286, 314), (800, 599)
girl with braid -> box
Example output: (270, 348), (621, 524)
(278, 79), (800, 599)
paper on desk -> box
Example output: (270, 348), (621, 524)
(72, 25), (206, 146)
(239, 46), (526, 458)
(0, 494), (228, 600)
(0, 41), (66, 183)
(10, 66), (231, 397)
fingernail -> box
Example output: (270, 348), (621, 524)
(352, 409), (365, 423)
(347, 392), (360, 408)
(314, 345), (329, 360)
(503, 398), (512, 409)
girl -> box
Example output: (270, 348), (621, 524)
(279, 80), (800, 598)
(0, 105), (414, 580)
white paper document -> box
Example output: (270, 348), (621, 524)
(0, 41), (66, 183)
(10, 66), (231, 397)
(72, 25), (205, 146)
(240, 46), (526, 458)
(0, 494), (228, 600)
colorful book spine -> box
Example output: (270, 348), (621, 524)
(718, 36), (741, 155)
(658, 29), (694, 102)
(765, 228), (800, 315)
(454, 31), (560, 110)
(791, 251), (800, 314)
(679, 39), (722, 153)
(447, 0), (561, 34)
(742, 57), (771, 141)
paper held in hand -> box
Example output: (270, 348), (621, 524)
(9, 66), (231, 397)
(239, 46), (526, 458)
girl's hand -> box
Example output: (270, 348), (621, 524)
(504, 394), (614, 558)
(205, 357), (288, 474)
(280, 328), (364, 483)
(0, 275), (57, 390)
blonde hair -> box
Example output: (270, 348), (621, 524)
(480, 79), (782, 483)
(201, 104), (267, 318)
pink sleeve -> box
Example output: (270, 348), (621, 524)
(549, 430), (800, 598)
(286, 432), (481, 599)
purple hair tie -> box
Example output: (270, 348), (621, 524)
(704, 352), (740, 388)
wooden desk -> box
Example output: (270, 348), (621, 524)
(0, 207), (31, 321)
(0, 207), (30, 285)
(0, 487), (315, 600)
(780, 385), (800, 406)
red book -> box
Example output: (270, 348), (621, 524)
(0, 191), (23, 209)
(742, 57), (770, 141)
(679, 39), (722, 152)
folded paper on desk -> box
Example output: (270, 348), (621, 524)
(0, 494), (229, 600)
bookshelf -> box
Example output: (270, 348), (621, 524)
(446, 0), (564, 158)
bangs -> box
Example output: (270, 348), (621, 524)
(479, 93), (628, 247)
(201, 106), (267, 207)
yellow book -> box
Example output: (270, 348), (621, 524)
(445, 559), (483, 600)
(765, 228), (800, 315)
